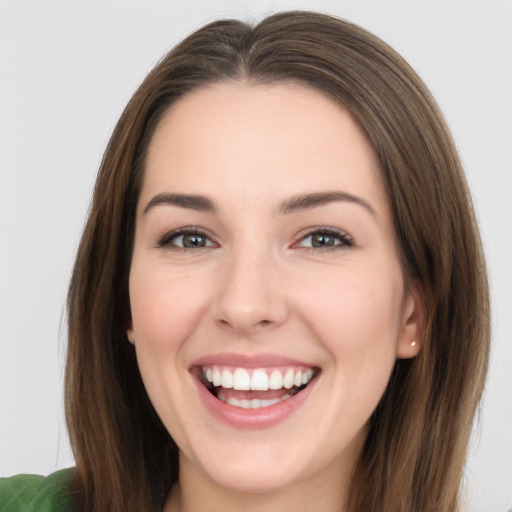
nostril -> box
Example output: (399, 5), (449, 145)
(214, 312), (280, 334)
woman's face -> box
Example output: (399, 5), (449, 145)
(128, 82), (422, 494)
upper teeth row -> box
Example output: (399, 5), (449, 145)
(203, 366), (314, 391)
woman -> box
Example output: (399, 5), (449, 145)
(0, 10), (490, 512)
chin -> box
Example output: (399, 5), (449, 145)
(198, 456), (308, 494)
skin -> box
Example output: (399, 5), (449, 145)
(127, 82), (423, 512)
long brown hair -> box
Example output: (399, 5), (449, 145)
(65, 11), (490, 512)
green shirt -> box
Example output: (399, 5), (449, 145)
(0, 468), (74, 512)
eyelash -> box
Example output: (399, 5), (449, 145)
(293, 227), (354, 251)
(156, 226), (354, 251)
(156, 227), (216, 251)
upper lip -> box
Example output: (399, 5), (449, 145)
(190, 352), (316, 370)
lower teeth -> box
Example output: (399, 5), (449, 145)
(213, 382), (308, 409)
(217, 394), (293, 409)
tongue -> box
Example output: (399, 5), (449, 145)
(216, 387), (293, 401)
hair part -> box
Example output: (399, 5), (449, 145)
(65, 11), (490, 512)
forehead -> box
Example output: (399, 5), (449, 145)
(142, 81), (387, 213)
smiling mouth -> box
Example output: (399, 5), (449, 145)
(199, 365), (317, 409)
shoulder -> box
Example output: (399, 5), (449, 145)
(0, 468), (74, 512)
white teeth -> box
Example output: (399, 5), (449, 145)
(212, 367), (222, 386)
(302, 369), (313, 385)
(221, 369), (233, 388)
(269, 370), (283, 389)
(204, 365), (315, 391)
(233, 368), (251, 390)
(226, 395), (291, 409)
(283, 369), (294, 389)
(261, 398), (280, 407)
(251, 369), (269, 391)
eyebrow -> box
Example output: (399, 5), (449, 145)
(279, 191), (376, 216)
(143, 193), (217, 214)
(143, 190), (376, 217)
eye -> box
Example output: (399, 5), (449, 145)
(156, 228), (217, 249)
(294, 227), (354, 250)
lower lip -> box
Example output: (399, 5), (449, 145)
(194, 374), (317, 430)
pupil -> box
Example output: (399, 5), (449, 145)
(312, 233), (334, 247)
(183, 234), (205, 247)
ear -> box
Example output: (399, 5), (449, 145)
(396, 283), (425, 359)
(124, 299), (135, 344)
(127, 323), (136, 345)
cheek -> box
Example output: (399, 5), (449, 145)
(299, 266), (404, 374)
(330, 263), (401, 333)
(129, 271), (207, 352)
(127, 271), (206, 435)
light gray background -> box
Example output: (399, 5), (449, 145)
(1, 1), (511, 511)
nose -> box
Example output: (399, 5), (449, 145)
(211, 247), (289, 336)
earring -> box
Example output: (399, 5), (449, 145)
(410, 341), (417, 347)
